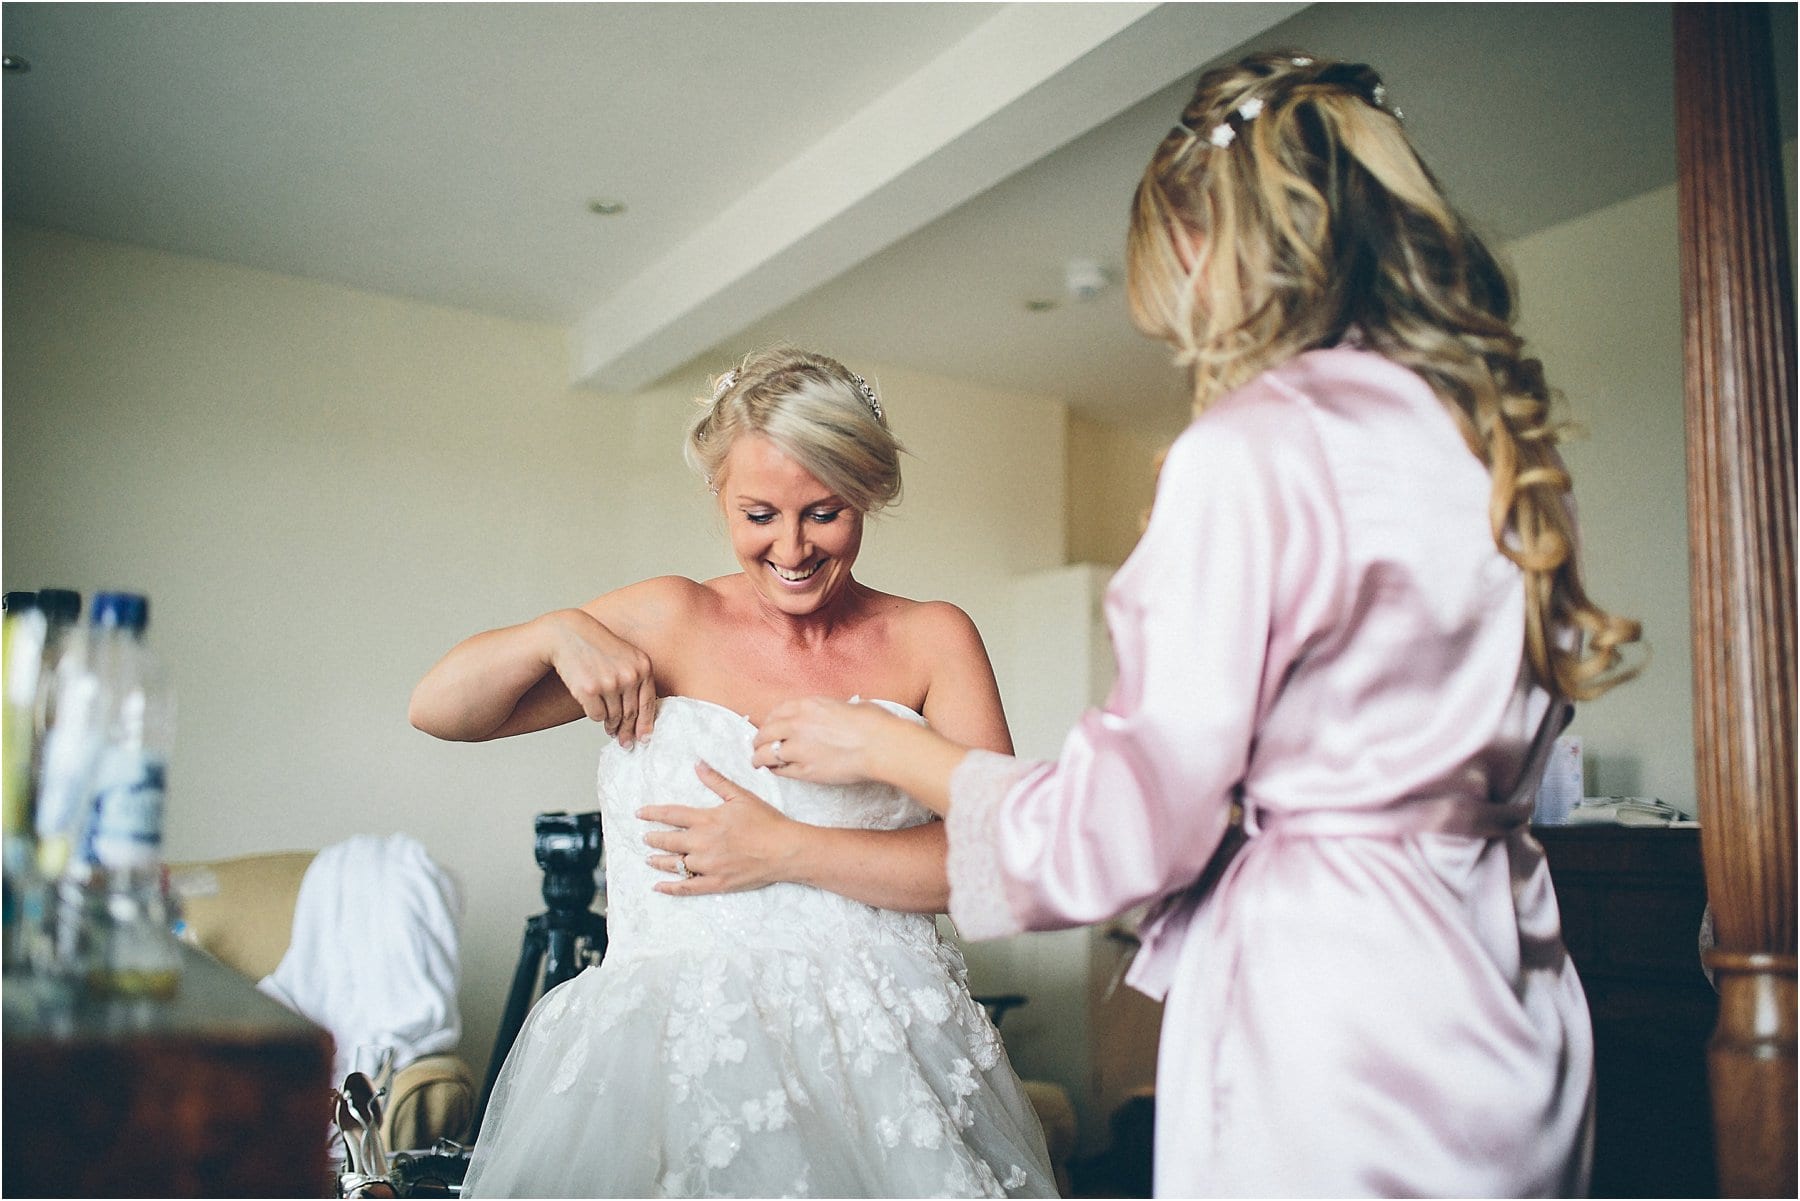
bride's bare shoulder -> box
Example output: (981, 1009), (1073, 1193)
(863, 593), (989, 669)
(894, 596), (985, 642)
(695, 572), (756, 610)
(580, 575), (713, 635)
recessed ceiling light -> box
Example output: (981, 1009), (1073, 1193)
(587, 198), (627, 217)
(3, 55), (31, 74)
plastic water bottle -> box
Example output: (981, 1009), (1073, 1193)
(41, 591), (181, 996)
(2, 598), (48, 973)
(1, 589), (81, 976)
(30, 589), (84, 777)
(36, 602), (109, 883)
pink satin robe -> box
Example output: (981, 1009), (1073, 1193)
(946, 347), (1594, 1197)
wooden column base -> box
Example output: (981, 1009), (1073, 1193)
(1704, 951), (1797, 1198)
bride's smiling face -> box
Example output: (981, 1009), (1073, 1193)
(719, 434), (863, 617)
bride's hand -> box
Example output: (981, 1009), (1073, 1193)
(543, 608), (657, 748)
(752, 697), (903, 784)
(639, 764), (798, 895)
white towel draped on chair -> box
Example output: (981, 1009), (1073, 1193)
(259, 832), (464, 1085)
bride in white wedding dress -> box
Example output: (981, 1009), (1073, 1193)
(465, 695), (1051, 1197)
(410, 347), (1056, 1198)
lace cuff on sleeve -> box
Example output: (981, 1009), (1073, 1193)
(945, 749), (1036, 941)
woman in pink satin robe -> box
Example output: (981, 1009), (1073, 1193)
(747, 50), (1642, 1197)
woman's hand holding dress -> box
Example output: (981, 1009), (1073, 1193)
(754, 698), (969, 817)
(640, 764), (800, 893)
(541, 608), (658, 748)
(749, 697), (896, 783)
(644, 761), (953, 911)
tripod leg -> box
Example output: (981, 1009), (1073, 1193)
(543, 923), (580, 992)
(473, 916), (547, 1140)
(579, 910), (609, 964)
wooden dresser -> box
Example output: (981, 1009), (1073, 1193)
(1534, 825), (1718, 1198)
(3, 941), (332, 1197)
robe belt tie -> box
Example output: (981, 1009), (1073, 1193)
(1247, 794), (1536, 841)
(1126, 699), (1572, 1002)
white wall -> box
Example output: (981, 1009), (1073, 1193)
(1, 222), (1068, 1078)
(962, 563), (1115, 1151)
(901, 561), (1138, 1153)
(1507, 183), (1694, 812)
(1065, 414), (1164, 567)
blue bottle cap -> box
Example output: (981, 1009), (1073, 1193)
(90, 592), (149, 632)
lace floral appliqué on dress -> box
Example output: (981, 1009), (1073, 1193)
(462, 697), (1056, 1199)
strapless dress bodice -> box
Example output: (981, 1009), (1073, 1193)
(599, 696), (942, 959)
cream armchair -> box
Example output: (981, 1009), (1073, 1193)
(173, 849), (476, 1152)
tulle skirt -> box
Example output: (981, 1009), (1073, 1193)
(462, 941), (1057, 1198)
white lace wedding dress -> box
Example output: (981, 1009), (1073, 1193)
(461, 697), (1057, 1199)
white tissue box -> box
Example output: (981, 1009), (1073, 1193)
(1567, 796), (1685, 827)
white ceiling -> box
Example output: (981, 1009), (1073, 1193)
(4, 3), (1795, 434)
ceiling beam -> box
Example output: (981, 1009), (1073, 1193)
(569, 1), (1301, 393)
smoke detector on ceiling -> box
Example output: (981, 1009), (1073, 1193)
(1023, 258), (1112, 313)
(1064, 258), (1109, 302)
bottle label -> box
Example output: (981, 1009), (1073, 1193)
(35, 673), (104, 843)
(87, 749), (165, 870)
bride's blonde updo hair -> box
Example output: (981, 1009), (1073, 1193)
(1127, 49), (1640, 702)
(685, 345), (904, 514)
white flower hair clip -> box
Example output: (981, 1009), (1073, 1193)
(1179, 57), (1397, 153)
(1200, 94), (1265, 150)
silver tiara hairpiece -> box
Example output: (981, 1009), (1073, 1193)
(849, 372), (883, 421)
(710, 365), (880, 421)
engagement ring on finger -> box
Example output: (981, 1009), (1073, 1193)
(675, 854), (691, 880)
(771, 739), (786, 765)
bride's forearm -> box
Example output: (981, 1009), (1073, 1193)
(785, 820), (950, 913)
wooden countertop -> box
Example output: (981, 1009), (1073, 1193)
(4, 941), (333, 1197)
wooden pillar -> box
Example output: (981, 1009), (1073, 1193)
(1673, 4), (1797, 1196)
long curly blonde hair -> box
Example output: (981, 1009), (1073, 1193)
(1127, 50), (1639, 701)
